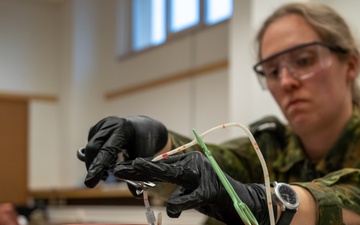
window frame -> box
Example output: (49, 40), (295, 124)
(118, 0), (232, 60)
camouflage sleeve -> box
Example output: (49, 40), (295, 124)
(168, 130), (263, 183)
(293, 168), (360, 225)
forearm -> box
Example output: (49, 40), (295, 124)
(287, 186), (360, 225)
(343, 209), (360, 225)
(283, 185), (316, 225)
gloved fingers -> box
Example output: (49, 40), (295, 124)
(84, 133), (123, 188)
(84, 126), (130, 187)
(114, 156), (197, 188)
(133, 154), (202, 187)
(114, 158), (166, 183)
(166, 186), (207, 218)
(85, 117), (128, 168)
(84, 149), (117, 188)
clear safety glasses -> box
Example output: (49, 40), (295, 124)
(253, 42), (348, 90)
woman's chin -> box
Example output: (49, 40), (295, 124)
(287, 113), (312, 132)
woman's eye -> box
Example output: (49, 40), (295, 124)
(294, 54), (315, 67)
(266, 68), (279, 78)
(262, 63), (279, 78)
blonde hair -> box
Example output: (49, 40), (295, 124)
(255, 2), (360, 106)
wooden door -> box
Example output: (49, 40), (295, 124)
(0, 98), (28, 205)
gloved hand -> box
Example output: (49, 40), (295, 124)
(83, 115), (168, 188)
(114, 151), (277, 225)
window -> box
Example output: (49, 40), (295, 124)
(170, 0), (200, 32)
(129, 0), (233, 53)
(205, 0), (233, 25)
(132, 0), (166, 51)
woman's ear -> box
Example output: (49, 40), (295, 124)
(346, 52), (360, 82)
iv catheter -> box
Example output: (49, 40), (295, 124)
(142, 183), (157, 225)
(76, 147), (156, 194)
(193, 129), (258, 225)
(152, 123), (276, 225)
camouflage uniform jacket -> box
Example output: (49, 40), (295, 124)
(166, 110), (360, 225)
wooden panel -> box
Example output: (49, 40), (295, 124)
(30, 187), (132, 199)
(0, 99), (28, 205)
(30, 187), (141, 206)
(0, 91), (58, 102)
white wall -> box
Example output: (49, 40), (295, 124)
(0, 0), (61, 94)
(314, 0), (360, 38)
(0, 0), (63, 189)
(29, 102), (61, 188)
(1, 0), (360, 191)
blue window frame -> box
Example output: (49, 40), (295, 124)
(170, 0), (200, 32)
(205, 0), (233, 25)
(130, 0), (233, 53)
(133, 0), (166, 51)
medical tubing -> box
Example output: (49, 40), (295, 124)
(157, 213), (162, 225)
(152, 123), (276, 225)
(143, 189), (156, 225)
(195, 129), (257, 225)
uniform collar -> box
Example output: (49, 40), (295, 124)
(273, 129), (305, 173)
(274, 107), (360, 175)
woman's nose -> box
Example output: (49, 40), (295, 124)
(278, 66), (300, 89)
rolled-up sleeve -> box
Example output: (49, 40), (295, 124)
(294, 168), (360, 225)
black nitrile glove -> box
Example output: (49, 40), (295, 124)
(114, 151), (277, 225)
(83, 115), (168, 189)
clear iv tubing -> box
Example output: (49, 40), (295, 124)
(152, 123), (276, 225)
(143, 188), (156, 225)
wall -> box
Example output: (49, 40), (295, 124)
(0, 0), (60, 93)
(0, 0), (62, 188)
